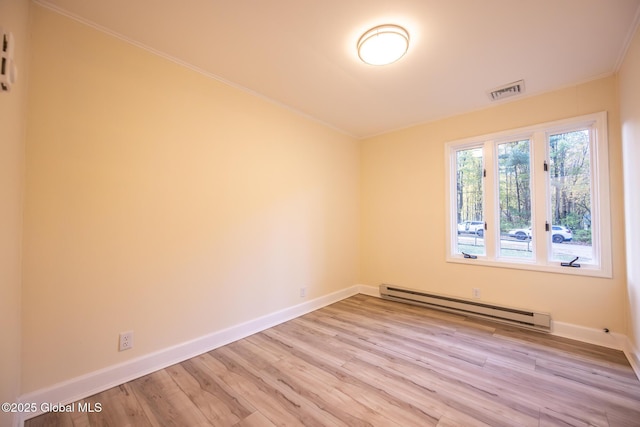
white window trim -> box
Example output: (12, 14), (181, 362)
(444, 112), (612, 278)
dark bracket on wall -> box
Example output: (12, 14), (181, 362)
(462, 252), (477, 259)
(561, 256), (581, 268)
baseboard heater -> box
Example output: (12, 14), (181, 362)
(379, 284), (551, 332)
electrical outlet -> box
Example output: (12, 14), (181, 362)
(300, 287), (307, 298)
(472, 288), (481, 299)
(119, 331), (134, 351)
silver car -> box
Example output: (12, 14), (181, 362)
(508, 225), (572, 243)
(458, 221), (485, 237)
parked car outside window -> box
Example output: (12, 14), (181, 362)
(507, 225), (572, 242)
(551, 226), (572, 243)
(508, 227), (532, 240)
(458, 221), (485, 237)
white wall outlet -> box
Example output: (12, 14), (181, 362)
(119, 331), (134, 351)
(472, 288), (481, 299)
(300, 287), (307, 298)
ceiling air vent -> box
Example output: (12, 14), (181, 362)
(488, 80), (525, 101)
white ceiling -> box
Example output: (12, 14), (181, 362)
(36, 0), (640, 138)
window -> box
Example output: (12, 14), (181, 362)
(497, 139), (532, 260)
(445, 112), (611, 277)
(455, 147), (485, 256)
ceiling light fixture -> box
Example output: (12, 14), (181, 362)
(357, 24), (409, 66)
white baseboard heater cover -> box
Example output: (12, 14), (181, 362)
(379, 284), (551, 332)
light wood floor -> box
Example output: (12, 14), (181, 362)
(26, 294), (640, 427)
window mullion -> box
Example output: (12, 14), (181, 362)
(531, 131), (548, 264)
(483, 141), (497, 259)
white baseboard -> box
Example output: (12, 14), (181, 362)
(17, 284), (640, 425)
(18, 285), (362, 424)
(551, 321), (626, 350)
(551, 322), (640, 382)
(356, 284), (380, 297)
(621, 336), (640, 381)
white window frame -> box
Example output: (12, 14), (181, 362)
(444, 112), (611, 278)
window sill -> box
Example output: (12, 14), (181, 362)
(446, 255), (612, 279)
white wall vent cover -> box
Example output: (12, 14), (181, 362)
(488, 80), (525, 101)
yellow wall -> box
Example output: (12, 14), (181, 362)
(620, 26), (640, 360)
(0, 0), (29, 424)
(360, 76), (627, 331)
(22, 5), (359, 393)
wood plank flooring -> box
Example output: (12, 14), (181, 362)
(26, 295), (640, 426)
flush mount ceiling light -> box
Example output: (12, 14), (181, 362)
(357, 24), (409, 66)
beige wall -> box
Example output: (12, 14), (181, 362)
(360, 76), (627, 332)
(22, 5), (359, 393)
(0, 0), (29, 425)
(620, 26), (640, 359)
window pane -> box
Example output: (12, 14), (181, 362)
(548, 129), (593, 263)
(498, 140), (533, 259)
(455, 148), (485, 256)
